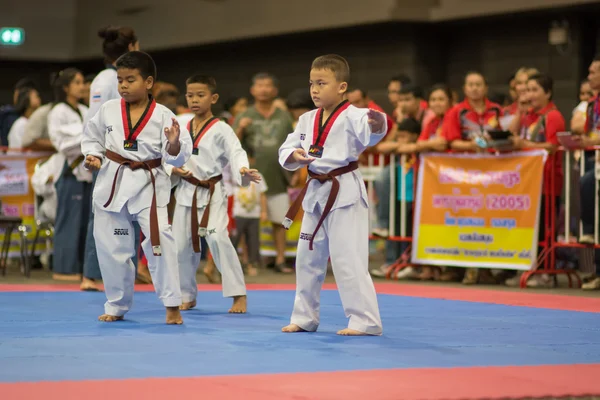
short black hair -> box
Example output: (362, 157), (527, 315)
(397, 117), (421, 134)
(464, 71), (487, 85)
(594, 53), (600, 62)
(84, 73), (96, 84)
(311, 54), (350, 83)
(177, 94), (188, 108)
(528, 73), (554, 99)
(399, 83), (423, 98)
(115, 51), (157, 81)
(186, 74), (217, 94)
(348, 88), (367, 98)
(286, 88), (315, 110)
(251, 72), (279, 88)
(428, 83), (453, 103)
(390, 74), (412, 86)
(223, 95), (245, 112)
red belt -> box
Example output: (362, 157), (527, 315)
(183, 174), (223, 253)
(283, 161), (358, 250)
(103, 150), (163, 256)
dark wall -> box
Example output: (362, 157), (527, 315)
(1, 7), (599, 120)
(441, 12), (587, 118)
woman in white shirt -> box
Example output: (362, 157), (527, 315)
(8, 88), (41, 149)
(47, 68), (91, 282)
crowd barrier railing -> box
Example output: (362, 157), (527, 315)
(361, 145), (597, 289)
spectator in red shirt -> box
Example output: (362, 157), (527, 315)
(509, 73), (565, 288)
(505, 67), (539, 116)
(443, 72), (503, 285)
(387, 74), (412, 119)
(443, 71), (504, 154)
(397, 84), (452, 155)
(347, 88), (395, 132)
(347, 88), (396, 168)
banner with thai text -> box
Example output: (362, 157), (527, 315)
(412, 150), (547, 270)
(0, 151), (54, 258)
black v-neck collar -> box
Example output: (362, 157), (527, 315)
(125, 95), (155, 140)
(63, 101), (82, 122)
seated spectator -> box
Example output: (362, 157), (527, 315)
(8, 87), (41, 149)
(1, 78), (37, 146)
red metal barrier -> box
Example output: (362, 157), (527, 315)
(366, 146), (597, 288)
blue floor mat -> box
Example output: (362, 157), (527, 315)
(1, 290), (599, 382)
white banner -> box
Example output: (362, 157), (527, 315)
(0, 159), (29, 197)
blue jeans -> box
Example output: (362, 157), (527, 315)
(374, 165), (391, 230)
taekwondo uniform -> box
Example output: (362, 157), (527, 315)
(82, 96), (192, 317)
(173, 118), (250, 304)
(278, 100), (385, 335)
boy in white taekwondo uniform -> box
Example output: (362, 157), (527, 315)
(279, 55), (387, 336)
(172, 75), (261, 313)
(82, 51), (192, 325)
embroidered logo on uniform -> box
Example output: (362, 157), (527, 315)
(114, 228), (129, 236)
(300, 133), (306, 141)
(299, 232), (313, 241)
(107, 126), (113, 133)
(207, 228), (217, 235)
(92, 92), (102, 102)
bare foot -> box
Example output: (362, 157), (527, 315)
(203, 260), (219, 283)
(166, 306), (183, 325)
(80, 277), (100, 291)
(98, 314), (124, 322)
(135, 264), (153, 284)
(282, 323), (307, 333)
(229, 295), (247, 313)
(179, 300), (196, 311)
(337, 328), (371, 336)
(246, 264), (258, 277)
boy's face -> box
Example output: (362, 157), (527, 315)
(309, 68), (347, 110)
(398, 92), (420, 116)
(117, 68), (153, 103)
(186, 83), (218, 115)
(396, 130), (418, 144)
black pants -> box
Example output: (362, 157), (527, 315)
(385, 200), (414, 264)
(579, 157), (600, 273)
(231, 217), (260, 264)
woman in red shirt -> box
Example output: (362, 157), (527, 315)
(510, 73), (565, 288)
(400, 84), (453, 280)
(443, 72), (504, 154)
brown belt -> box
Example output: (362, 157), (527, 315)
(70, 155), (85, 170)
(283, 161), (358, 251)
(183, 174), (223, 253)
(103, 149), (163, 256)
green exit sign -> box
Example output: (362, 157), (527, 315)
(0, 28), (25, 46)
